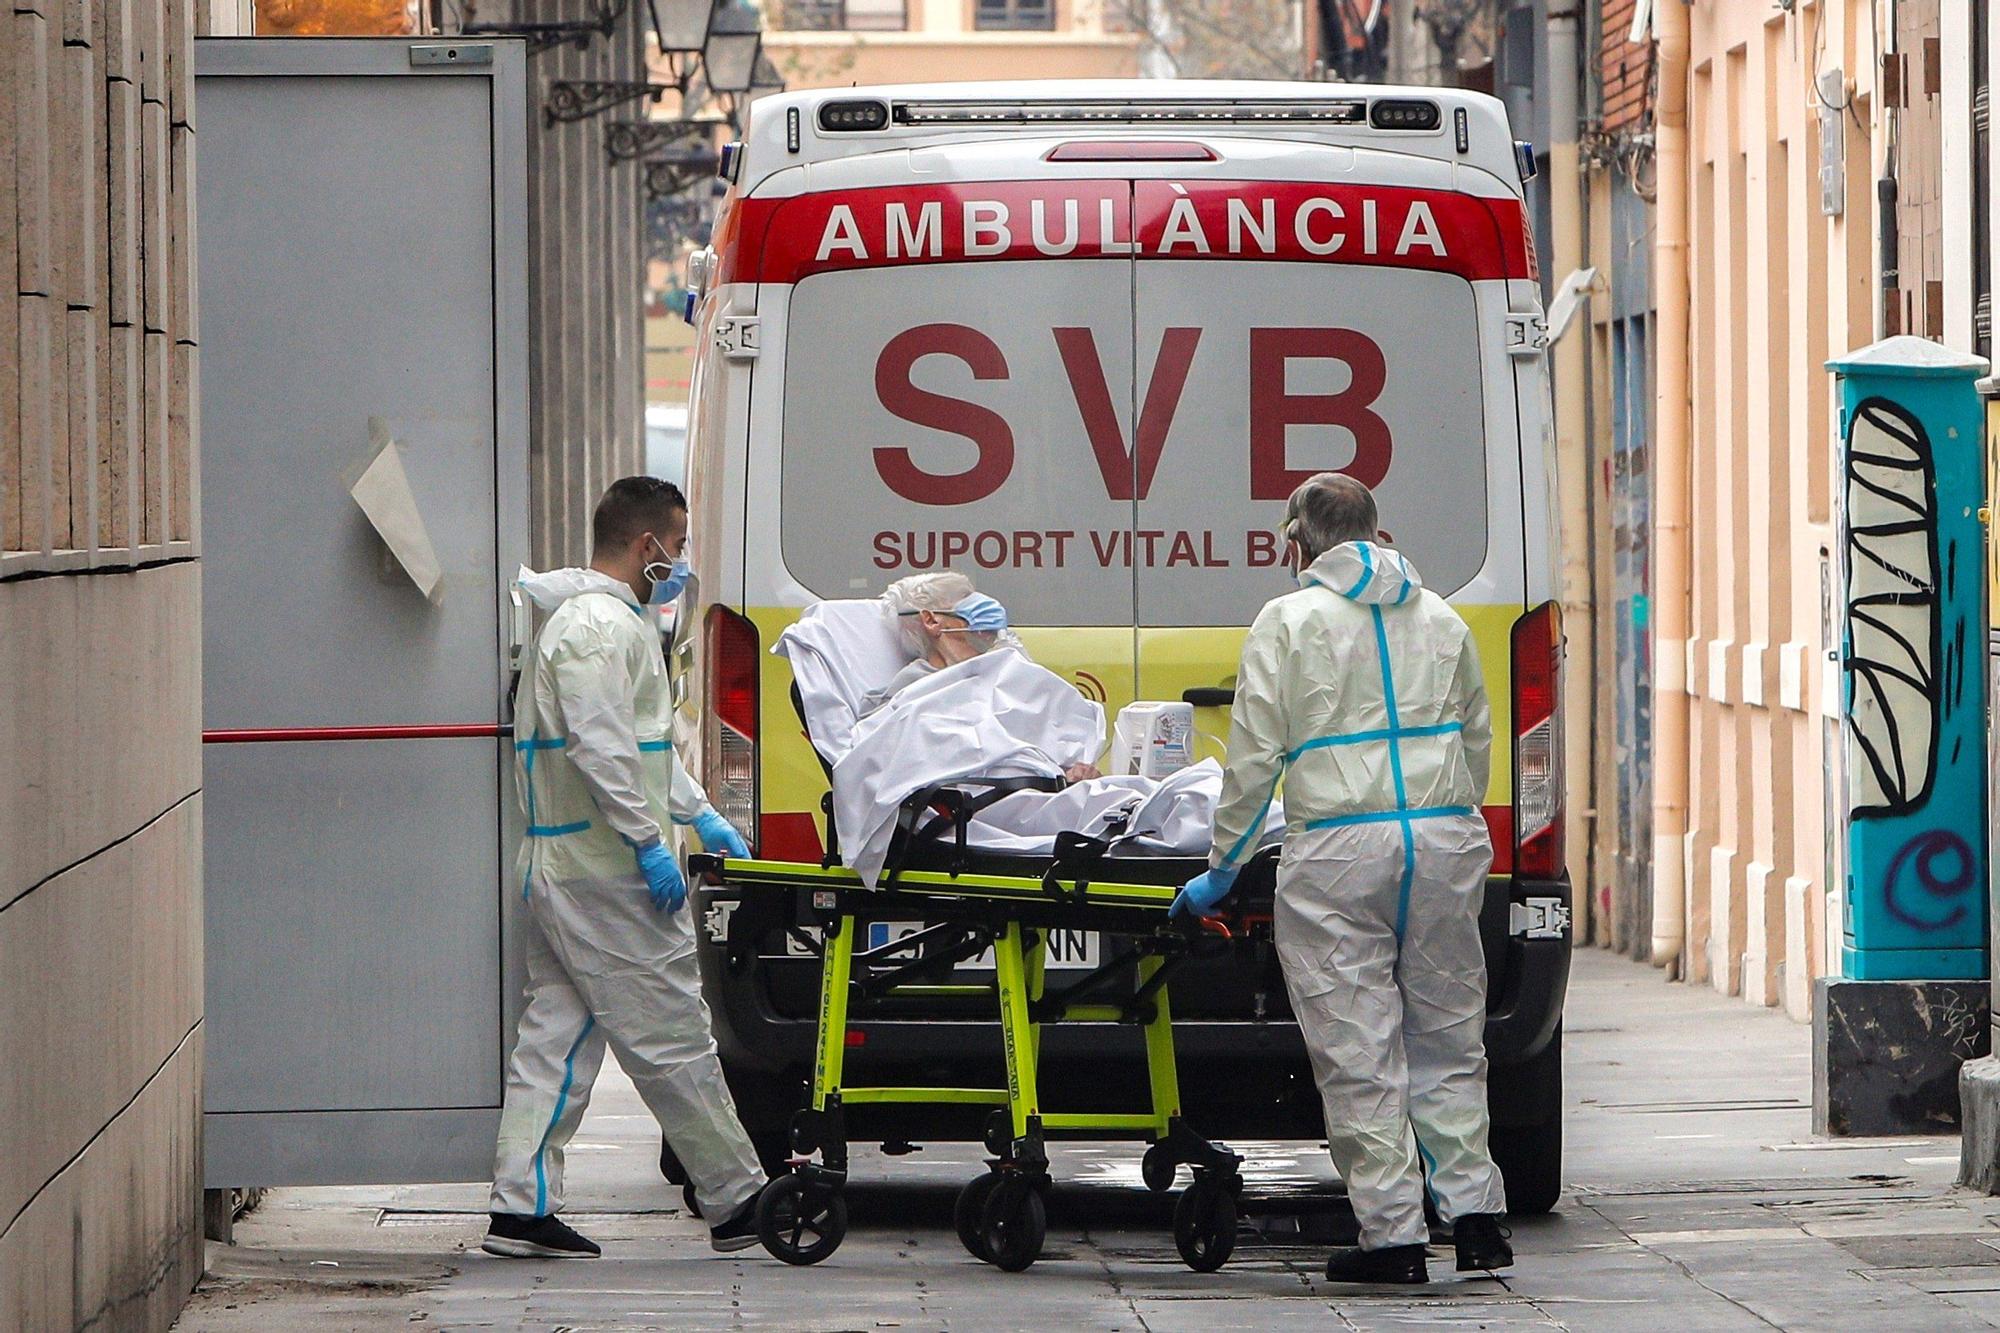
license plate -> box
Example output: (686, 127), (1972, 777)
(785, 921), (1101, 971)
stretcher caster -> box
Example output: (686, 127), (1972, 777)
(954, 1173), (999, 1262)
(1173, 1172), (1237, 1272)
(978, 1173), (1047, 1272)
(1141, 1142), (1177, 1193)
(755, 1172), (847, 1266)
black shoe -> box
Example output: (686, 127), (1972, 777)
(482, 1211), (601, 1259)
(1325, 1242), (1429, 1284)
(1454, 1213), (1514, 1271)
(709, 1193), (762, 1253)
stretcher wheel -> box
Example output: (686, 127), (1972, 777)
(682, 1182), (702, 1220)
(1173, 1174), (1237, 1272)
(954, 1173), (999, 1262)
(978, 1175), (1047, 1272)
(1141, 1143), (1177, 1193)
(755, 1173), (847, 1266)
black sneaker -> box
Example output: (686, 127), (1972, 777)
(1454, 1213), (1514, 1271)
(482, 1211), (601, 1259)
(709, 1194), (762, 1253)
(1325, 1242), (1429, 1284)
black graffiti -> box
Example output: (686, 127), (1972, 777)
(1881, 828), (1976, 932)
(1843, 396), (1941, 819)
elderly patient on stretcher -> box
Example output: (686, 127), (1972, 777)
(774, 573), (1284, 887)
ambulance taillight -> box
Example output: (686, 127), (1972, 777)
(704, 605), (761, 854)
(1511, 600), (1564, 882)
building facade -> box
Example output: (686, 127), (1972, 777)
(0, 0), (244, 1325)
(1482, 0), (1895, 1021)
(1584, 0), (1657, 962)
(1649, 0), (1883, 1017)
(762, 0), (1140, 89)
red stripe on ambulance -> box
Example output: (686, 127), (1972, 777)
(730, 179), (1530, 284)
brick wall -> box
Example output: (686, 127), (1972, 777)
(1600, 0), (1650, 134)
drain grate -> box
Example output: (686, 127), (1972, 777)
(377, 1207), (685, 1227)
(1597, 1098), (1810, 1114)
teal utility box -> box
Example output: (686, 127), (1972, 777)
(1829, 338), (1990, 980)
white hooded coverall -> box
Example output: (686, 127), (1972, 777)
(490, 568), (766, 1221)
(1209, 541), (1505, 1249)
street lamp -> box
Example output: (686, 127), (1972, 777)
(644, 0), (718, 93)
(703, 2), (762, 95)
(648, 0), (715, 53)
(749, 52), (785, 97)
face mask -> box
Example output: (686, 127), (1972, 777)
(644, 537), (689, 605)
(938, 592), (1008, 635)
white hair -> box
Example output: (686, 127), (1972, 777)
(881, 571), (1024, 659)
(884, 571), (977, 616)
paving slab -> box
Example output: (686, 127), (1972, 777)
(175, 949), (2000, 1331)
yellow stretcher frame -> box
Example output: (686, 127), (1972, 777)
(700, 855), (1247, 1274)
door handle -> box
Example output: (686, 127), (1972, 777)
(1182, 687), (1235, 707)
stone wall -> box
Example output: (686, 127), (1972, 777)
(0, 0), (237, 1325)
(521, 5), (649, 568)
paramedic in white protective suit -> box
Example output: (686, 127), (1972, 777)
(1173, 472), (1513, 1285)
(483, 477), (770, 1261)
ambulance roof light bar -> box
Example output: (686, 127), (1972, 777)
(890, 98), (1369, 127)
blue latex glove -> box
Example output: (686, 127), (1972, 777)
(1171, 864), (1240, 919)
(693, 809), (750, 859)
(635, 837), (686, 913)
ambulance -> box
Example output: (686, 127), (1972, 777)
(675, 81), (1572, 1212)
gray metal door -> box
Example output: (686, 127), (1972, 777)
(197, 37), (528, 1186)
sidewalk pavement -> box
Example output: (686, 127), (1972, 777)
(176, 948), (2000, 1331)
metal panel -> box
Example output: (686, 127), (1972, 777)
(203, 737), (500, 1113)
(196, 37), (529, 1186)
(197, 70), (498, 730)
(204, 1109), (501, 1189)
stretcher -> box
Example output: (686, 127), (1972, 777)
(690, 762), (1278, 1274)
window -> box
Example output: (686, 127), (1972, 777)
(975, 0), (1055, 31)
(773, 0), (906, 30)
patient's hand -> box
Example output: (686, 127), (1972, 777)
(1063, 762), (1102, 783)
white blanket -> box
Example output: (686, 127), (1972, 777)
(773, 599), (912, 765)
(834, 650), (1106, 885)
(782, 597), (1284, 884)
(964, 759), (1285, 857)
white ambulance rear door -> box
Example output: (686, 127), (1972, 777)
(1125, 145), (1532, 693)
(755, 162), (1144, 706)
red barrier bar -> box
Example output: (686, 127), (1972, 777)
(202, 724), (504, 743)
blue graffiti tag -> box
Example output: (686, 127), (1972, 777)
(1882, 829), (1976, 932)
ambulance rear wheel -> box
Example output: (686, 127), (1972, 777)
(755, 1174), (846, 1266)
(1173, 1174), (1237, 1273)
(978, 1176), (1046, 1272)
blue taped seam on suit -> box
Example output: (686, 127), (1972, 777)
(1369, 605), (1420, 938)
(1414, 1135), (1444, 1210)
(1303, 805), (1476, 831)
(533, 1016), (596, 1216)
(1288, 721), (1462, 761)
(1218, 776), (1280, 870)
(521, 733), (547, 901)
(1347, 541), (1377, 598)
